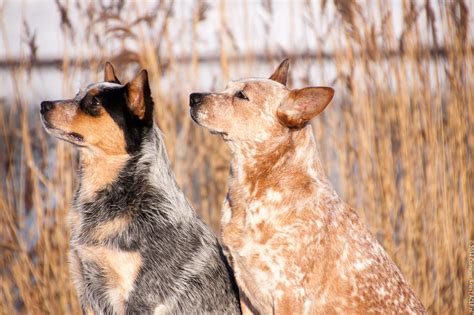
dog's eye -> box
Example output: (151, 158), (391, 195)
(81, 96), (102, 116)
(234, 90), (249, 101)
(91, 96), (101, 107)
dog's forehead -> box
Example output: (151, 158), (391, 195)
(230, 78), (286, 91)
(75, 82), (122, 100)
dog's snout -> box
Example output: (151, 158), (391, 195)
(40, 101), (54, 114)
(189, 93), (207, 107)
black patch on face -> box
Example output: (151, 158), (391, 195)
(80, 86), (152, 154)
(79, 94), (102, 116)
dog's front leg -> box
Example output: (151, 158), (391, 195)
(233, 259), (273, 315)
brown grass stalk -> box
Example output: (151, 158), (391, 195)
(0, 0), (472, 314)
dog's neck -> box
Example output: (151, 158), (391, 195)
(74, 126), (193, 219)
(77, 150), (130, 202)
(228, 125), (336, 210)
(75, 126), (175, 202)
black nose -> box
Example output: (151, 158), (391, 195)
(189, 93), (206, 107)
(40, 101), (54, 114)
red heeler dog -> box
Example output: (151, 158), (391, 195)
(189, 59), (426, 314)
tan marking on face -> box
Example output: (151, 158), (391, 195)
(91, 215), (132, 241)
(44, 103), (127, 155)
(71, 108), (126, 155)
(44, 98), (129, 199)
(78, 246), (142, 314)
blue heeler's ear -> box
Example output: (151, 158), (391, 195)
(269, 58), (290, 86)
(277, 87), (334, 128)
(104, 61), (121, 84)
(126, 69), (154, 121)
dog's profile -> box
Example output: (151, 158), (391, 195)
(190, 59), (426, 314)
(40, 62), (241, 314)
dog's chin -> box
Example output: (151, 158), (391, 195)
(41, 116), (86, 147)
(189, 108), (202, 126)
(190, 109), (230, 141)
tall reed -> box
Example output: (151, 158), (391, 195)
(0, 1), (472, 314)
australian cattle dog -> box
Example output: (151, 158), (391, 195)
(40, 62), (241, 314)
(189, 59), (426, 314)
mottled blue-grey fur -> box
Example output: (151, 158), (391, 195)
(70, 126), (241, 314)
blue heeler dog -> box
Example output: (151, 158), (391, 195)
(40, 62), (241, 314)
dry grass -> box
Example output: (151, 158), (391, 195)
(0, 1), (472, 314)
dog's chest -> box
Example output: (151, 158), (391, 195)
(222, 184), (286, 247)
(222, 190), (366, 311)
(74, 244), (143, 313)
(226, 225), (313, 313)
(222, 195), (314, 305)
(67, 209), (143, 313)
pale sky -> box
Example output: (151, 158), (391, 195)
(0, 0), (417, 60)
(0, 0), (452, 102)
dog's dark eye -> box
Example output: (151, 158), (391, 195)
(81, 96), (102, 116)
(91, 96), (101, 107)
(234, 90), (249, 101)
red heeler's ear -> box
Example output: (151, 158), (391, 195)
(104, 61), (121, 84)
(277, 87), (334, 128)
(126, 69), (154, 121)
(269, 58), (290, 85)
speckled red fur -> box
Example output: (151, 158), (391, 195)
(191, 59), (427, 314)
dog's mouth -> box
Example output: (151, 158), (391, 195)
(41, 115), (86, 147)
(209, 129), (229, 140)
(189, 107), (201, 125)
(190, 108), (229, 141)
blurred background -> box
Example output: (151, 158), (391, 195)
(0, 0), (472, 314)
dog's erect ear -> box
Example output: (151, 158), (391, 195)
(126, 69), (153, 121)
(104, 62), (121, 84)
(277, 87), (334, 128)
(269, 58), (290, 85)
